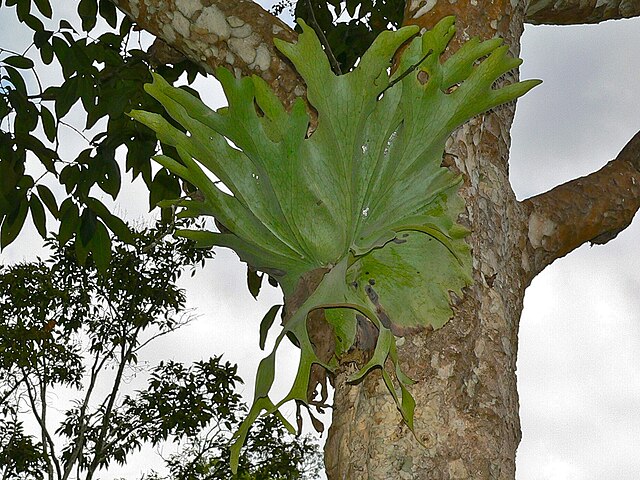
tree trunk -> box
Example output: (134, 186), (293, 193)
(110, 0), (640, 477)
(324, 3), (529, 474)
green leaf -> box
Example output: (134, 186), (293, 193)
(247, 266), (263, 299)
(0, 96), (9, 120)
(4, 66), (27, 95)
(96, 150), (121, 199)
(174, 228), (218, 247)
(324, 308), (357, 356)
(78, 0), (98, 32)
(16, 0), (30, 23)
(254, 343), (279, 399)
(85, 197), (133, 243)
(23, 13), (44, 32)
(59, 163), (80, 194)
(59, 19), (75, 31)
(133, 17), (540, 465)
(33, 29), (53, 48)
(346, 231), (472, 336)
(51, 35), (71, 73)
(55, 76), (80, 118)
(3, 55), (34, 69)
(88, 220), (111, 272)
(98, 0), (117, 28)
(29, 194), (47, 238)
(1, 198), (28, 248)
(58, 199), (78, 240)
(396, 363), (417, 430)
(33, 0), (52, 18)
(39, 40), (54, 64)
(230, 396), (285, 473)
(12, 97), (39, 133)
(259, 304), (281, 350)
(75, 231), (90, 265)
(40, 105), (56, 142)
(36, 184), (58, 217)
(78, 208), (97, 246)
(149, 168), (180, 210)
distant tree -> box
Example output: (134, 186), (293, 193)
(0, 227), (321, 480)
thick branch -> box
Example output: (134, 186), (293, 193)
(525, 0), (640, 25)
(110, 0), (304, 109)
(523, 130), (640, 279)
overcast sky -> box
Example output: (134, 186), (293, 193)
(2, 3), (640, 480)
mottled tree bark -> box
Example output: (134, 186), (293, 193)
(523, 131), (640, 282)
(111, 0), (304, 109)
(109, 0), (640, 478)
(326, 3), (529, 477)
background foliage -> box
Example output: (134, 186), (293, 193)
(0, 0), (203, 260)
(274, 0), (404, 73)
(0, 226), (322, 479)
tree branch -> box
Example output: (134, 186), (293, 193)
(525, 0), (640, 25)
(109, 0), (305, 109)
(522, 130), (640, 280)
(304, 0), (342, 74)
(20, 371), (61, 480)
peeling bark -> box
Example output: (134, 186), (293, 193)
(109, 0), (304, 109)
(526, 0), (640, 25)
(522, 131), (640, 282)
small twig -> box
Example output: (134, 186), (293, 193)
(58, 120), (96, 146)
(305, 0), (342, 75)
(134, 313), (194, 352)
(379, 49), (434, 97)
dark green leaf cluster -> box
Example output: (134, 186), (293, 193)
(0, 417), (46, 480)
(126, 361), (322, 480)
(125, 359), (244, 441)
(143, 414), (322, 480)
(53, 359), (243, 472)
(0, 0), (204, 257)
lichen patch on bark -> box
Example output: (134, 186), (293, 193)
(527, 212), (557, 249)
(111, 0), (305, 108)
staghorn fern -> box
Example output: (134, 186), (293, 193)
(131, 16), (540, 471)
